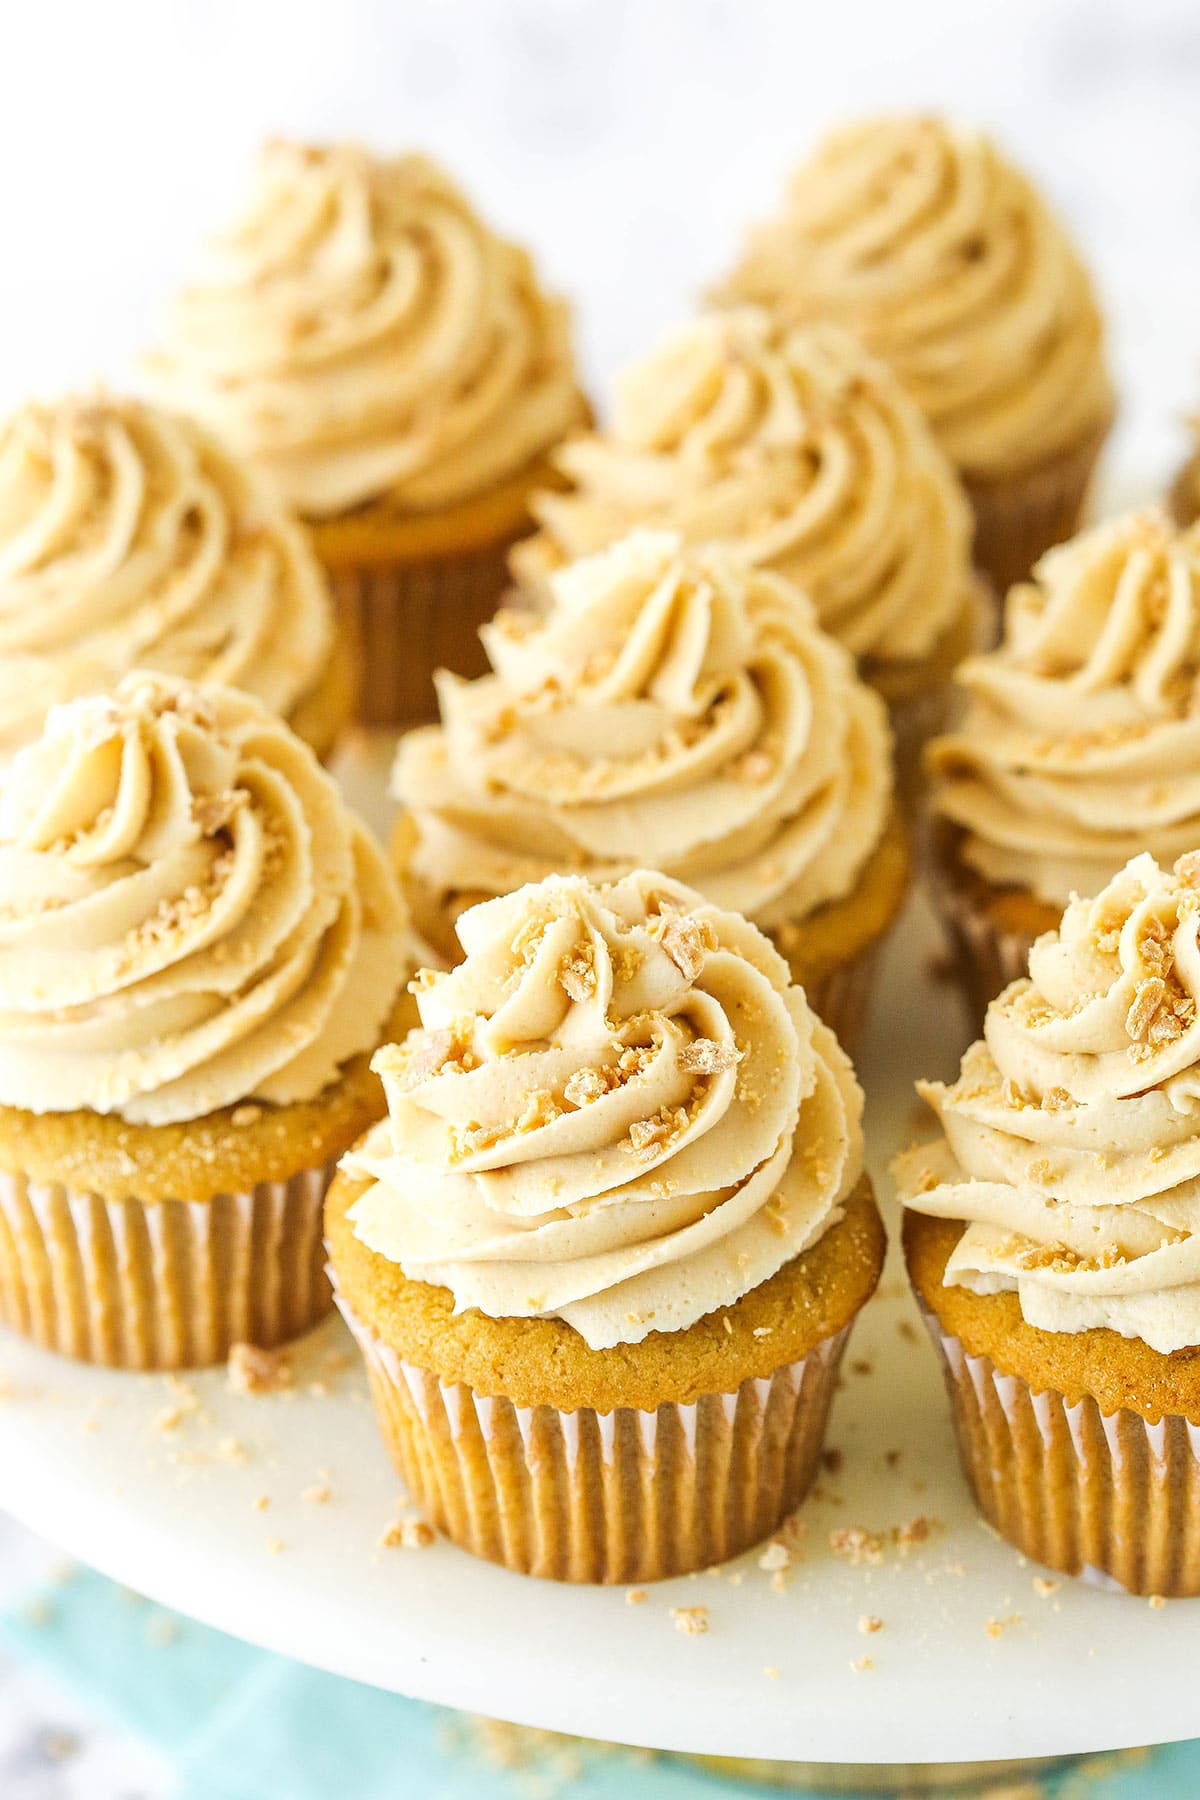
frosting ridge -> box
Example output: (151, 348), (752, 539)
(144, 142), (583, 517)
(347, 868), (863, 1349)
(0, 672), (409, 1125)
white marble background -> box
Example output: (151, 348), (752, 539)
(1, 0), (1199, 1791)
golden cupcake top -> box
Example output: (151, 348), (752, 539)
(715, 114), (1114, 483)
(0, 394), (334, 761)
(0, 672), (410, 1126)
(514, 311), (976, 670)
(929, 509), (1200, 906)
(896, 852), (1200, 1353)
(143, 140), (584, 518)
(395, 529), (893, 933)
(346, 868), (864, 1350)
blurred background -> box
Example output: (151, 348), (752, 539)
(1, 0), (1200, 1793)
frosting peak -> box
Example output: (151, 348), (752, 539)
(930, 509), (1200, 905)
(896, 852), (1200, 1352)
(514, 312), (975, 668)
(394, 529), (893, 937)
(715, 114), (1113, 481)
(0, 672), (409, 1126)
(143, 141), (583, 517)
(0, 394), (333, 761)
(346, 869), (863, 1349)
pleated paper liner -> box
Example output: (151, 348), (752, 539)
(0, 1163), (336, 1371)
(335, 1285), (850, 1585)
(1168, 446), (1200, 528)
(961, 417), (1111, 601)
(919, 1309), (1200, 1597)
(925, 821), (1058, 1035)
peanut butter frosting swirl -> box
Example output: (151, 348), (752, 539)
(395, 530), (893, 931)
(0, 673), (409, 1126)
(715, 115), (1114, 482)
(930, 511), (1200, 906)
(347, 868), (863, 1350)
(143, 141), (583, 517)
(514, 311), (975, 668)
(0, 395), (334, 762)
(896, 853), (1200, 1353)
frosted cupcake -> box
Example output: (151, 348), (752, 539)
(714, 115), (1115, 596)
(926, 510), (1200, 1025)
(0, 394), (347, 762)
(0, 673), (412, 1368)
(898, 852), (1200, 1595)
(512, 311), (983, 756)
(394, 530), (907, 1049)
(327, 868), (884, 1582)
(143, 141), (588, 726)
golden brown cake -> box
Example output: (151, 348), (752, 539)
(714, 114), (1115, 595)
(897, 852), (1200, 1594)
(0, 393), (348, 763)
(511, 310), (983, 767)
(0, 672), (412, 1368)
(143, 141), (588, 727)
(925, 509), (1200, 1025)
(392, 531), (908, 1049)
(328, 868), (885, 1582)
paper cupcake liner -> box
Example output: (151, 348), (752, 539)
(336, 1290), (849, 1583)
(924, 828), (1048, 1034)
(962, 424), (1108, 601)
(329, 539), (513, 729)
(1168, 449), (1200, 528)
(921, 1309), (1200, 1596)
(0, 1162), (336, 1370)
(796, 942), (882, 1056)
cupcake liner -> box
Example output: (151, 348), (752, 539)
(329, 538), (512, 729)
(0, 1161), (336, 1370)
(336, 1289), (849, 1583)
(921, 1309), (1200, 1596)
(924, 826), (1053, 1034)
(962, 423), (1109, 601)
(795, 941), (882, 1056)
(1168, 449), (1200, 529)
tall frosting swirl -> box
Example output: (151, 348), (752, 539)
(0, 672), (410, 1126)
(395, 530), (893, 933)
(715, 115), (1113, 482)
(896, 853), (1200, 1353)
(346, 868), (863, 1350)
(513, 312), (975, 669)
(143, 141), (584, 518)
(930, 510), (1200, 906)
(0, 395), (334, 762)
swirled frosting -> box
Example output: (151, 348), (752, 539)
(395, 530), (893, 931)
(0, 672), (409, 1126)
(143, 141), (583, 518)
(896, 853), (1200, 1353)
(715, 115), (1113, 483)
(514, 312), (974, 668)
(346, 868), (864, 1349)
(930, 510), (1200, 906)
(0, 395), (334, 762)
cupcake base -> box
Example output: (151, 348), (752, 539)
(866, 577), (994, 804)
(961, 420), (1111, 601)
(326, 1176), (885, 1583)
(905, 1211), (1200, 1597)
(287, 628), (359, 764)
(1168, 447), (1200, 529)
(926, 821), (1058, 1033)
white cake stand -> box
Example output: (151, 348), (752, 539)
(0, 874), (1195, 1768)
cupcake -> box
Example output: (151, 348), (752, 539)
(513, 311), (982, 764)
(0, 672), (412, 1369)
(926, 509), (1200, 1028)
(143, 141), (588, 728)
(1168, 418), (1200, 528)
(897, 851), (1200, 1595)
(713, 115), (1115, 597)
(394, 530), (908, 1050)
(326, 867), (884, 1582)
(0, 393), (348, 763)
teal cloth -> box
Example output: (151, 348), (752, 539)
(2, 1566), (1198, 1798)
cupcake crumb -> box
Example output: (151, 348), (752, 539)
(227, 1343), (292, 1393)
(858, 1615), (884, 1635)
(849, 1656), (874, 1674)
(763, 1665), (780, 1680)
(216, 1437), (248, 1463)
(829, 1526), (885, 1567)
(626, 1588), (647, 1606)
(265, 1537), (284, 1555)
(379, 1518), (435, 1550)
(670, 1605), (709, 1636)
(758, 1540), (792, 1573)
(896, 1515), (935, 1551)
(984, 1614), (1022, 1639)
(1148, 1594), (1167, 1610)
(252, 1494), (270, 1512)
(1033, 1577), (1060, 1599)
(302, 1484), (331, 1505)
